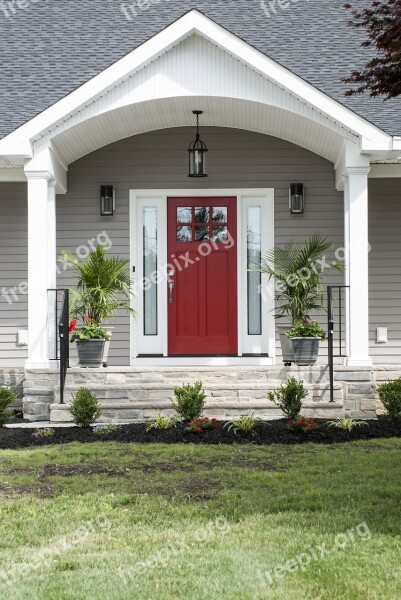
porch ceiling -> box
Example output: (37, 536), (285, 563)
(51, 96), (347, 166)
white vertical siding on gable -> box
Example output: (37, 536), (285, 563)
(37, 35), (356, 165)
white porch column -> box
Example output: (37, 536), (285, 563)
(47, 181), (57, 361)
(344, 164), (372, 366)
(25, 172), (57, 368)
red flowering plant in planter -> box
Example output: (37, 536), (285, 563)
(288, 417), (320, 433)
(186, 417), (219, 433)
(68, 317), (110, 368)
(69, 318), (110, 342)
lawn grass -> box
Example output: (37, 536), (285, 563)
(0, 439), (400, 599)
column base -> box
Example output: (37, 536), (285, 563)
(25, 360), (52, 370)
(344, 357), (373, 367)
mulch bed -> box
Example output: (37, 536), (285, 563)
(1, 417), (401, 449)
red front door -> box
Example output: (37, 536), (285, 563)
(168, 197), (237, 355)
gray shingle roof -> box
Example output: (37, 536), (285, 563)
(0, 0), (400, 140)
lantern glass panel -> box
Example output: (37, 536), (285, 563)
(189, 149), (207, 177)
(290, 184), (304, 214)
(102, 195), (114, 216)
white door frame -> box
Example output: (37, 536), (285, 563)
(129, 189), (275, 366)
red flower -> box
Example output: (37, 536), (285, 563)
(87, 317), (93, 323)
(197, 428), (202, 433)
(69, 319), (77, 333)
(302, 319), (310, 324)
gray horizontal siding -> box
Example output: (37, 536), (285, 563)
(369, 179), (401, 364)
(57, 127), (345, 366)
(6, 128), (399, 368)
(0, 183), (28, 367)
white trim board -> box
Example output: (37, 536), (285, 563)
(0, 10), (395, 160)
(130, 357), (275, 367)
(129, 188), (275, 366)
(369, 164), (401, 178)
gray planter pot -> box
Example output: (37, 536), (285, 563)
(76, 339), (105, 368)
(277, 325), (295, 365)
(102, 327), (114, 368)
(291, 337), (320, 366)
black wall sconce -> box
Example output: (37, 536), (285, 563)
(100, 185), (115, 216)
(289, 183), (304, 214)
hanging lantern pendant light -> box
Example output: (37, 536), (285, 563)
(188, 110), (208, 177)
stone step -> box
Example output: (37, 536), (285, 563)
(50, 400), (344, 423)
(54, 382), (343, 405)
(24, 365), (377, 422)
(63, 367), (338, 386)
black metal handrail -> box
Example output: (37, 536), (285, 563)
(58, 290), (69, 405)
(327, 285), (349, 402)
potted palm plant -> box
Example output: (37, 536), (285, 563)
(257, 234), (344, 366)
(61, 245), (135, 367)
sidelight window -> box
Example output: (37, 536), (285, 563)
(143, 207), (158, 335)
(247, 206), (262, 335)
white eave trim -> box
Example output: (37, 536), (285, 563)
(0, 168), (26, 182)
(392, 136), (401, 151)
(0, 9), (394, 159)
(369, 164), (401, 178)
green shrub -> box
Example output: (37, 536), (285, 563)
(268, 377), (308, 419)
(69, 388), (101, 427)
(172, 381), (206, 422)
(377, 379), (401, 420)
(0, 387), (17, 427)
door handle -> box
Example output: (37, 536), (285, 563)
(169, 280), (174, 304)
(168, 270), (175, 304)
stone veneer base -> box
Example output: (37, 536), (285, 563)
(9, 365), (384, 423)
